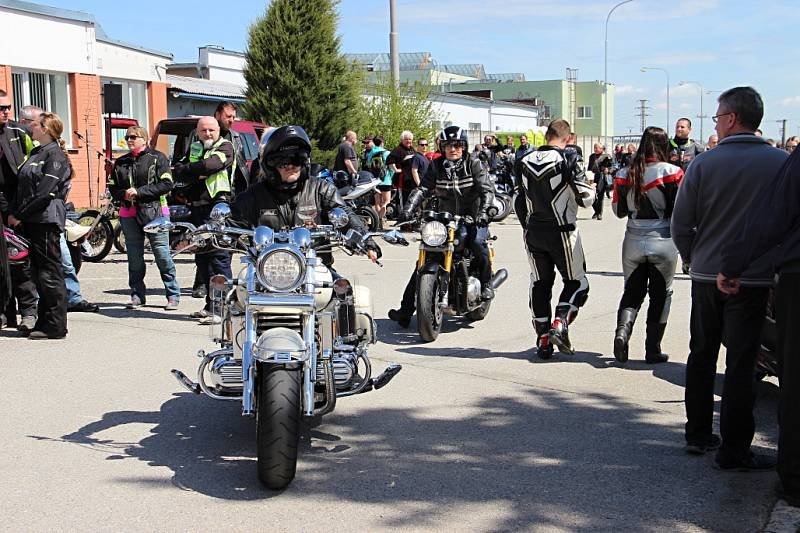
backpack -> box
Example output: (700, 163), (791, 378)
(369, 149), (387, 180)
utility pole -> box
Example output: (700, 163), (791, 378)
(566, 67), (578, 131)
(636, 99), (651, 133)
(389, 0), (400, 88)
(777, 119), (787, 146)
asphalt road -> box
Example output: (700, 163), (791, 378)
(0, 199), (788, 532)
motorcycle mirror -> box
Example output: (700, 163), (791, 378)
(210, 203), (231, 223)
(143, 216), (175, 234)
(381, 229), (409, 246)
(328, 207), (349, 229)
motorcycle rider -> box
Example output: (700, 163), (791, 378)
(172, 116), (234, 322)
(388, 125), (495, 328)
(669, 118), (705, 169)
(231, 125), (380, 263)
(515, 119), (595, 358)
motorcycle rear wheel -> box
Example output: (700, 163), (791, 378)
(417, 272), (443, 342)
(113, 223), (126, 254)
(79, 214), (113, 262)
(492, 195), (512, 222)
(355, 205), (381, 231)
(256, 364), (301, 490)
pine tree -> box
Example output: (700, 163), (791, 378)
(242, 0), (362, 151)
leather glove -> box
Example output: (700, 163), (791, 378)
(476, 212), (490, 227)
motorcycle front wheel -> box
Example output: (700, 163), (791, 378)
(491, 195), (513, 222)
(79, 214), (113, 262)
(355, 205), (381, 231)
(257, 364), (301, 490)
(417, 272), (443, 342)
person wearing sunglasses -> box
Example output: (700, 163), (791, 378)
(668, 117), (705, 170)
(232, 125), (380, 265)
(108, 126), (179, 311)
(173, 116), (235, 322)
(0, 90), (38, 331)
(389, 126), (494, 328)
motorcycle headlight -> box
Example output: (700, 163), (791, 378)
(256, 248), (305, 292)
(421, 221), (447, 247)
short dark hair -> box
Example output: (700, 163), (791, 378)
(677, 117), (692, 128)
(418, 137), (427, 144)
(718, 86), (763, 131)
(546, 119), (571, 141)
(373, 136), (384, 147)
(215, 101), (237, 115)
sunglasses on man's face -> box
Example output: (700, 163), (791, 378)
(443, 141), (464, 150)
(418, 143), (428, 147)
(271, 156), (305, 169)
(125, 135), (141, 141)
(0, 105), (11, 112)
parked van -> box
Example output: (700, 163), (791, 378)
(150, 117), (269, 166)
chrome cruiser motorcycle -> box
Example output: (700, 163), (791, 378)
(144, 204), (406, 489)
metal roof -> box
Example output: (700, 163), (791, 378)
(166, 75), (245, 99)
(439, 64), (486, 79)
(0, 0), (172, 59)
(344, 52), (433, 71)
(486, 73), (526, 82)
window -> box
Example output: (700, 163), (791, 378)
(468, 122), (482, 131)
(11, 70), (72, 146)
(577, 106), (593, 119)
(101, 79), (149, 151)
(540, 105), (552, 119)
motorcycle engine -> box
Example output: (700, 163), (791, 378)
(466, 276), (482, 308)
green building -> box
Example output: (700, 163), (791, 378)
(446, 80), (614, 137)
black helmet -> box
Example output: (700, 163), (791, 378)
(260, 125), (313, 188)
(438, 125), (469, 155)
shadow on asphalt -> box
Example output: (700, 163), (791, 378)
(96, 304), (196, 323)
(50, 385), (779, 530)
(375, 317), (476, 346)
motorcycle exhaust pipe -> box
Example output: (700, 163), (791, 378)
(171, 369), (201, 394)
(490, 268), (508, 290)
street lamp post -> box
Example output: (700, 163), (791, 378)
(679, 81), (705, 141)
(604, 0), (635, 142)
(389, 0), (399, 88)
(640, 67), (670, 131)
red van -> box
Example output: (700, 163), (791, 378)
(150, 117), (269, 166)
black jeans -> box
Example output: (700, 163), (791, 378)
(684, 281), (768, 460)
(4, 260), (38, 320)
(592, 179), (606, 217)
(776, 273), (800, 496)
(23, 223), (67, 336)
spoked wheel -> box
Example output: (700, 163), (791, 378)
(491, 195), (512, 222)
(417, 272), (443, 342)
(78, 212), (113, 262)
(113, 223), (126, 254)
(256, 364), (301, 490)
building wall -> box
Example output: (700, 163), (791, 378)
(201, 48), (247, 86)
(68, 73), (103, 208)
(167, 97), (218, 118)
(428, 93), (538, 145)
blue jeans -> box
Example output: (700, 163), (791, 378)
(119, 216), (180, 303)
(59, 233), (82, 306)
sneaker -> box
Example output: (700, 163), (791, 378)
(549, 318), (574, 354)
(18, 315), (36, 332)
(191, 286), (207, 299)
(189, 308), (210, 319)
(714, 452), (776, 472)
(68, 300), (99, 313)
(164, 298), (180, 311)
(126, 296), (143, 309)
(684, 434), (722, 455)
(596, 214), (603, 221)
(198, 314), (222, 325)
(388, 309), (411, 328)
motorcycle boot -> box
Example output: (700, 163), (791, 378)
(645, 322), (669, 364)
(613, 308), (638, 363)
(549, 304), (576, 354)
(533, 318), (553, 360)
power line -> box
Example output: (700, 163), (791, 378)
(635, 99), (651, 133)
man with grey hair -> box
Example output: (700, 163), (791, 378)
(672, 86), (788, 470)
(706, 134), (718, 149)
(173, 116), (234, 322)
(18, 104), (43, 124)
(388, 130), (417, 205)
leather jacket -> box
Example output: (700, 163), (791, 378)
(108, 147), (173, 224)
(404, 153), (494, 219)
(13, 141), (71, 229)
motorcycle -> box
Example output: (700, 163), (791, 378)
(75, 192), (117, 262)
(314, 168), (382, 232)
(757, 288), (778, 381)
(405, 204), (508, 342)
(4, 227), (30, 264)
(488, 156), (515, 223)
(144, 204), (406, 489)
(113, 203), (194, 255)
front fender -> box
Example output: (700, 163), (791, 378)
(418, 261), (443, 276)
(252, 327), (308, 364)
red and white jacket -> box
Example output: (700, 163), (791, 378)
(612, 160), (683, 232)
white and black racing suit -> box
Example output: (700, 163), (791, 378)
(514, 145), (595, 339)
(611, 161), (684, 357)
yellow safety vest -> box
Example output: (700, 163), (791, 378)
(189, 137), (232, 199)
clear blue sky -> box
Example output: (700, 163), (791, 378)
(71, 0), (799, 140)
